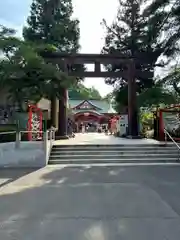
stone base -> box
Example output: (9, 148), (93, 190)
(126, 135), (142, 139)
(55, 135), (69, 140)
(68, 133), (75, 138)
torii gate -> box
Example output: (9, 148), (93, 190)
(40, 51), (152, 139)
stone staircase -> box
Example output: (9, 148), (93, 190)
(48, 143), (180, 165)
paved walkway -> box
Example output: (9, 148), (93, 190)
(0, 165), (180, 239)
(55, 133), (160, 145)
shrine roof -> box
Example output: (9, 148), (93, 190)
(37, 98), (116, 114)
(68, 99), (116, 114)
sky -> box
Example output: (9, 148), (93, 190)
(0, 0), (120, 97)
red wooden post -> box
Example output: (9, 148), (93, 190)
(28, 105), (33, 141)
(159, 110), (164, 141)
(27, 105), (43, 141)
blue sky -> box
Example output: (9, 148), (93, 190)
(0, 0), (119, 96)
(0, 0), (31, 32)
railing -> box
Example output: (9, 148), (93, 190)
(164, 128), (180, 161)
(0, 129), (56, 163)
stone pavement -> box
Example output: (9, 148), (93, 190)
(0, 165), (180, 239)
(55, 132), (160, 145)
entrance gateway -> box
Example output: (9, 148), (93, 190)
(40, 51), (152, 139)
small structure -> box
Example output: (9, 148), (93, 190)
(69, 99), (116, 131)
(37, 98), (117, 133)
(158, 104), (180, 141)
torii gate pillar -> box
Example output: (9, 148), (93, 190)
(56, 87), (68, 139)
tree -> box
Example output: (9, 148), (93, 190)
(68, 84), (102, 100)
(23, 0), (80, 52)
(161, 65), (180, 96)
(137, 84), (177, 107)
(101, 0), (173, 109)
(144, 0), (180, 58)
(103, 92), (113, 102)
(0, 25), (71, 110)
(87, 87), (102, 100)
(114, 81), (177, 111)
(23, 0), (81, 128)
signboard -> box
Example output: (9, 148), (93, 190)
(162, 111), (180, 137)
(79, 101), (91, 109)
(118, 114), (128, 136)
(75, 100), (98, 110)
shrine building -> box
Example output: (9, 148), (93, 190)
(69, 99), (116, 125)
(37, 98), (117, 127)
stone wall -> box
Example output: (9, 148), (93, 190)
(0, 141), (46, 168)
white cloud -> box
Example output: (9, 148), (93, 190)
(0, 19), (22, 36)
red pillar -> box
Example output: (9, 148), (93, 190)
(159, 110), (164, 141)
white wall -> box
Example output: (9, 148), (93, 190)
(0, 141), (46, 168)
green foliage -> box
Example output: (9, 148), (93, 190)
(0, 124), (17, 143)
(23, 0), (80, 53)
(113, 81), (177, 112)
(101, 0), (180, 110)
(68, 84), (102, 100)
(0, 25), (73, 109)
(146, 0), (180, 58)
(101, 0), (169, 91)
(103, 92), (113, 102)
(114, 86), (128, 111)
(140, 111), (153, 126)
(140, 111), (154, 137)
(161, 66), (180, 96)
(137, 84), (177, 107)
(23, 0), (82, 100)
(0, 0), (82, 108)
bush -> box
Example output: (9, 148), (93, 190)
(0, 124), (17, 142)
(0, 124), (29, 142)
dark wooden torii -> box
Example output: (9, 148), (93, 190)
(40, 51), (152, 139)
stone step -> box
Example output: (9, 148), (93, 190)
(51, 149), (178, 155)
(53, 143), (175, 147)
(48, 158), (180, 165)
(49, 143), (180, 165)
(52, 144), (176, 149)
(49, 153), (178, 160)
(52, 146), (178, 151)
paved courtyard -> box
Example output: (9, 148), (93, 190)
(55, 132), (160, 145)
(0, 164), (180, 239)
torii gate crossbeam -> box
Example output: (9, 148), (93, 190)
(40, 51), (150, 138)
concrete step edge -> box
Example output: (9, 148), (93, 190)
(48, 163), (180, 166)
(50, 154), (178, 158)
(49, 158), (179, 161)
(53, 143), (175, 146)
(52, 147), (178, 151)
(53, 145), (176, 148)
(51, 150), (177, 155)
(49, 159), (180, 164)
